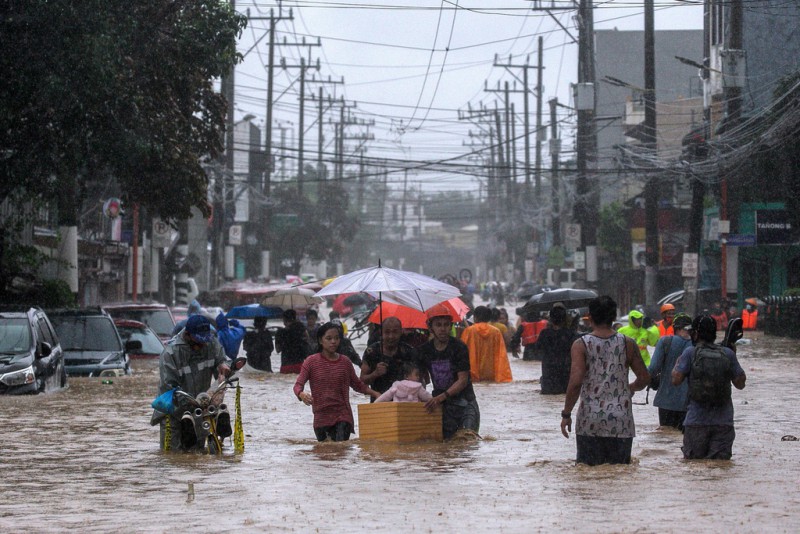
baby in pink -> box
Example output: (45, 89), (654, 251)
(375, 363), (432, 403)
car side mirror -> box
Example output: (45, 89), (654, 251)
(39, 341), (52, 358)
(125, 340), (143, 352)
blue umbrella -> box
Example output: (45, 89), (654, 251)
(226, 304), (283, 319)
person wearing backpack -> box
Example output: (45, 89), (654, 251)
(648, 313), (693, 430)
(671, 315), (747, 460)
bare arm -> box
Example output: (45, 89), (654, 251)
(359, 360), (387, 385)
(626, 337), (650, 392)
(561, 339), (586, 437)
(425, 370), (468, 411)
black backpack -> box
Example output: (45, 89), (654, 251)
(688, 344), (733, 406)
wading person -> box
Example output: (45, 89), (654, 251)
(510, 310), (549, 361)
(561, 296), (650, 465)
(656, 304), (676, 337)
(242, 316), (274, 372)
(275, 309), (312, 374)
(672, 315), (747, 460)
(533, 305), (578, 395)
(293, 322), (380, 441)
(360, 317), (420, 398)
(152, 315), (231, 451)
(461, 305), (512, 383)
(648, 313), (693, 430)
(618, 309), (660, 366)
(419, 304), (480, 439)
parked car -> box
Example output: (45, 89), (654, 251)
(48, 308), (137, 377)
(102, 302), (176, 342)
(114, 319), (165, 359)
(0, 307), (66, 394)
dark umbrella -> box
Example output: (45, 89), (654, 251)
(516, 283), (559, 301)
(519, 288), (598, 314)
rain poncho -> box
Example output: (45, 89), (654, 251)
(617, 309), (660, 366)
(461, 323), (512, 383)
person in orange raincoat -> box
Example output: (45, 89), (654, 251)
(460, 306), (513, 383)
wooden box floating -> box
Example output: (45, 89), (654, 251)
(357, 402), (443, 443)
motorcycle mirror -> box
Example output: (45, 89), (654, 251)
(231, 357), (247, 372)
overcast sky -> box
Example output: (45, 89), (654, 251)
(232, 1), (704, 193)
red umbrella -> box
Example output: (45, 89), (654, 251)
(368, 298), (469, 329)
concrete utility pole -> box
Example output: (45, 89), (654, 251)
(305, 76), (344, 181)
(334, 110), (373, 181)
(549, 98), (562, 247)
(721, 0), (744, 302)
(281, 46), (321, 194)
(643, 0), (659, 307)
(248, 4), (293, 197)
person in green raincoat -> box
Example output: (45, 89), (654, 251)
(617, 309), (660, 366)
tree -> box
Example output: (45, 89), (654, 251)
(0, 1), (246, 220)
(269, 184), (359, 274)
(0, 1), (245, 295)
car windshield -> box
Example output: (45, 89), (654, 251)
(116, 326), (164, 355)
(51, 317), (122, 351)
(112, 310), (174, 337)
(0, 318), (32, 354)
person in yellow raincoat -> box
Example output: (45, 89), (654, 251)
(460, 306), (513, 383)
(617, 309), (660, 366)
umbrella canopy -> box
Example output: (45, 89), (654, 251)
(367, 297), (470, 329)
(315, 263), (461, 311)
(261, 286), (323, 310)
(519, 288), (598, 313)
(226, 304), (284, 320)
(515, 282), (559, 301)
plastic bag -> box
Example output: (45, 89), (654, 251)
(151, 388), (177, 414)
(216, 312), (246, 359)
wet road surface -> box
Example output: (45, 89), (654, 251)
(1, 319), (799, 532)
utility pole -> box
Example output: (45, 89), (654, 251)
(281, 47), (321, 194)
(549, 98), (562, 247)
(721, 0), (744, 303)
(248, 4), (293, 196)
(643, 0), (659, 307)
(306, 76), (344, 182)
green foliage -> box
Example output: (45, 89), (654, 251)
(783, 287), (800, 297)
(598, 201), (629, 257)
(270, 184), (360, 274)
(0, 1), (246, 221)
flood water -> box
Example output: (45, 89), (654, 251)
(2, 304), (800, 533)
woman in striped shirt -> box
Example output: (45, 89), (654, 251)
(294, 322), (380, 441)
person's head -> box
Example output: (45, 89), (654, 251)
(426, 304), (453, 343)
(381, 317), (403, 348)
(282, 309), (297, 325)
(329, 310), (341, 321)
(185, 315), (214, 346)
(498, 309), (509, 324)
(253, 316), (267, 329)
(672, 313), (692, 338)
(628, 309), (644, 328)
(316, 322), (341, 353)
(473, 305), (491, 323)
(490, 307), (501, 322)
(306, 309), (318, 326)
(549, 305), (567, 327)
(402, 362), (421, 383)
(588, 296), (618, 328)
(188, 299), (202, 316)
(691, 314), (717, 343)
(660, 303), (676, 324)
(745, 303), (754, 312)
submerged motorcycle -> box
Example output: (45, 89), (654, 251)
(172, 356), (247, 454)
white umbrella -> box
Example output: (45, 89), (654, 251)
(315, 262), (461, 312)
(261, 286), (323, 310)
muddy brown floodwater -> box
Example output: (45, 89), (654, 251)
(2, 308), (800, 533)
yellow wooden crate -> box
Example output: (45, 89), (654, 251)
(357, 402), (443, 443)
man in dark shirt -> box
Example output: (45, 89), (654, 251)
(242, 316), (274, 372)
(418, 304), (480, 439)
(275, 309), (311, 374)
(360, 316), (420, 398)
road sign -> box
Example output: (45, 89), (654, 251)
(573, 250), (586, 270)
(228, 225), (242, 246)
(565, 224), (581, 252)
(725, 234), (756, 247)
(682, 252), (699, 278)
(152, 218), (171, 248)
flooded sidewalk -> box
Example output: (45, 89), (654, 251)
(1, 332), (799, 532)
